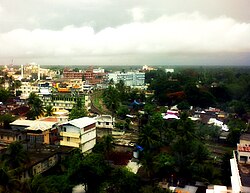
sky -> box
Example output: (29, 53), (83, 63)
(0, 0), (250, 66)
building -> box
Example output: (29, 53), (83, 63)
(17, 82), (39, 98)
(83, 67), (107, 85)
(95, 115), (115, 137)
(230, 133), (250, 193)
(142, 65), (155, 71)
(59, 117), (96, 153)
(0, 129), (26, 150)
(17, 145), (74, 181)
(63, 68), (83, 79)
(38, 92), (88, 110)
(10, 119), (59, 145)
(108, 72), (145, 87)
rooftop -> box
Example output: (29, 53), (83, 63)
(10, 120), (57, 131)
(238, 163), (250, 187)
(60, 117), (96, 128)
(240, 133), (250, 141)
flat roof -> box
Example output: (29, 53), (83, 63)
(60, 117), (96, 128)
(240, 133), (250, 141)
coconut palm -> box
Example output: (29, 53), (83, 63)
(0, 166), (20, 193)
(44, 105), (53, 117)
(138, 124), (160, 151)
(1, 141), (29, 169)
(27, 92), (44, 119)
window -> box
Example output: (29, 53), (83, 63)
(0, 136), (3, 139)
(106, 122), (109, 125)
(67, 137), (70, 142)
(98, 122), (101, 125)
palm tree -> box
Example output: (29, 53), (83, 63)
(1, 141), (29, 169)
(0, 166), (20, 193)
(27, 92), (44, 120)
(138, 124), (160, 151)
(44, 105), (53, 117)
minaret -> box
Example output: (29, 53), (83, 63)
(21, 64), (24, 79)
(38, 64), (40, 80)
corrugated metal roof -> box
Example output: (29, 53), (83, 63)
(10, 120), (57, 131)
(62, 117), (96, 128)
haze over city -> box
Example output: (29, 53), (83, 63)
(1, 0), (250, 66)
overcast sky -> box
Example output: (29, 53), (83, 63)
(1, 0), (250, 66)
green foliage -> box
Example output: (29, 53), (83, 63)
(0, 166), (20, 193)
(117, 105), (129, 119)
(0, 113), (16, 129)
(140, 185), (172, 193)
(69, 107), (87, 120)
(227, 118), (247, 145)
(44, 105), (53, 117)
(138, 125), (160, 151)
(1, 141), (29, 169)
(103, 85), (121, 114)
(27, 92), (44, 120)
(93, 135), (115, 158)
(0, 88), (11, 103)
(177, 101), (190, 110)
(69, 97), (87, 120)
(101, 167), (139, 193)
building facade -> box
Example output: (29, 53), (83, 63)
(230, 133), (250, 193)
(59, 117), (96, 153)
(108, 72), (145, 86)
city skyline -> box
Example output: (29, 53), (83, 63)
(0, 0), (250, 66)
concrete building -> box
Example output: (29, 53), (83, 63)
(63, 68), (83, 79)
(230, 133), (250, 193)
(17, 82), (39, 98)
(108, 71), (145, 87)
(83, 67), (107, 85)
(95, 115), (115, 137)
(10, 119), (59, 145)
(59, 117), (96, 153)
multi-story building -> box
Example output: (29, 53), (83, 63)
(59, 117), (96, 153)
(108, 71), (145, 87)
(230, 133), (250, 193)
(39, 93), (87, 110)
(95, 115), (115, 137)
(10, 119), (59, 145)
(17, 82), (39, 98)
(63, 68), (83, 79)
(83, 67), (107, 85)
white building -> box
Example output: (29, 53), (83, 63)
(95, 115), (115, 137)
(59, 117), (96, 153)
(230, 133), (250, 193)
(108, 72), (145, 87)
(17, 82), (39, 98)
(165, 69), (174, 73)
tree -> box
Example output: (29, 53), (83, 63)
(0, 88), (11, 103)
(138, 125), (160, 151)
(103, 85), (120, 115)
(101, 167), (139, 193)
(0, 114), (16, 129)
(69, 99), (87, 120)
(1, 141), (29, 169)
(44, 105), (53, 117)
(0, 166), (20, 193)
(93, 135), (115, 158)
(27, 92), (44, 120)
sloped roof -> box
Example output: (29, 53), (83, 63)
(26, 121), (56, 131)
(61, 117), (96, 128)
(10, 119), (57, 131)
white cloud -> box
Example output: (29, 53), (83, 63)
(1, 12), (250, 59)
(129, 7), (144, 22)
